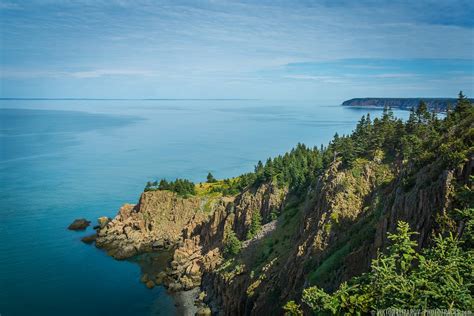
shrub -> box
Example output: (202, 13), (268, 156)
(283, 301), (303, 316)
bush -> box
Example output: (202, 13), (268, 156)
(283, 301), (303, 316)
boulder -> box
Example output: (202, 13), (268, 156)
(97, 216), (110, 229)
(140, 273), (149, 283)
(68, 218), (91, 231)
(155, 271), (167, 285)
(152, 239), (164, 249)
(145, 280), (155, 289)
(81, 234), (97, 244)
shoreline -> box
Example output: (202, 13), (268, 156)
(171, 288), (200, 316)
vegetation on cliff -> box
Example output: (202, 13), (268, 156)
(216, 92), (472, 314)
(285, 220), (473, 314)
(130, 92), (472, 314)
(279, 92), (473, 314)
(144, 178), (196, 196)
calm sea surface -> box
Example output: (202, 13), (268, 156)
(0, 100), (409, 315)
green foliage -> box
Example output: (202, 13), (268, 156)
(144, 178), (196, 196)
(253, 143), (325, 194)
(331, 93), (472, 172)
(143, 92), (472, 201)
(299, 221), (474, 314)
(208, 177), (242, 196)
(246, 211), (263, 239)
(457, 208), (474, 249)
(283, 301), (303, 316)
(207, 172), (217, 183)
(223, 229), (242, 257)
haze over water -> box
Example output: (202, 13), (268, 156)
(0, 99), (408, 315)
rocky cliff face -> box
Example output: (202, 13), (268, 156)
(95, 154), (471, 315)
(95, 190), (210, 259)
(94, 182), (288, 292)
(166, 183), (287, 292)
(201, 155), (472, 315)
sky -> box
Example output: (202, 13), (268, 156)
(0, 0), (473, 102)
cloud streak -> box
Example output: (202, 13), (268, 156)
(0, 0), (473, 99)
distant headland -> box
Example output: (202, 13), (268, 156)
(341, 97), (472, 112)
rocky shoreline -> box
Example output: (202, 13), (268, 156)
(70, 152), (472, 315)
(70, 181), (286, 314)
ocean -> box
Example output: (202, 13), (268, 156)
(0, 99), (409, 315)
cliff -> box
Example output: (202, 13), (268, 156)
(95, 191), (212, 259)
(93, 95), (473, 314)
(341, 98), (472, 112)
(200, 153), (471, 315)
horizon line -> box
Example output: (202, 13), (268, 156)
(0, 97), (261, 101)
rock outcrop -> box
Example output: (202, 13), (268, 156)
(166, 183), (287, 291)
(68, 218), (90, 230)
(94, 182), (288, 293)
(81, 234), (97, 244)
(95, 191), (211, 259)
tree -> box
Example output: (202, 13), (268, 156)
(455, 91), (471, 115)
(159, 179), (170, 190)
(223, 229), (242, 257)
(207, 172), (217, 183)
(263, 158), (274, 181)
(297, 221), (473, 314)
(416, 100), (431, 124)
(246, 211), (262, 239)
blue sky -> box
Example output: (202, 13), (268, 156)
(0, 0), (473, 101)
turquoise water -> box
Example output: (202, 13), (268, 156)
(0, 100), (409, 315)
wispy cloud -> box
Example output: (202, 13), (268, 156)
(70, 69), (156, 78)
(0, 0), (473, 99)
(0, 68), (157, 79)
(372, 73), (419, 79)
(0, 1), (20, 10)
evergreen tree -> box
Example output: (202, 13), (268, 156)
(223, 229), (242, 257)
(455, 90), (471, 115)
(246, 211), (263, 239)
(207, 172), (217, 183)
(288, 221), (473, 314)
(416, 100), (431, 123)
